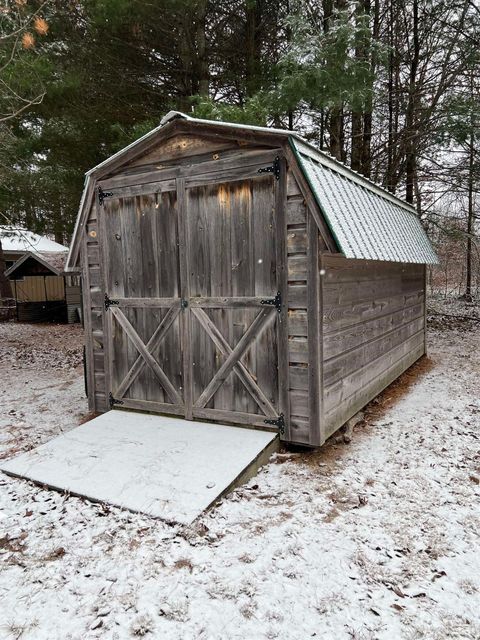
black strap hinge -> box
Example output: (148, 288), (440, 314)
(258, 156), (281, 180)
(261, 291), (282, 313)
(104, 293), (119, 311)
(98, 186), (113, 205)
(109, 392), (124, 409)
(264, 413), (285, 435)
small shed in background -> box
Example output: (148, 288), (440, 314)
(66, 112), (437, 446)
(1, 226), (81, 323)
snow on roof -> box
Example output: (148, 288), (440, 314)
(0, 226), (68, 254)
(291, 140), (439, 264)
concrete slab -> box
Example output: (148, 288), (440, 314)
(0, 411), (279, 525)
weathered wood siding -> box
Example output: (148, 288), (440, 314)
(84, 135), (287, 421)
(82, 205), (108, 411)
(285, 170), (311, 444)
(321, 255), (426, 438)
(81, 128), (428, 446)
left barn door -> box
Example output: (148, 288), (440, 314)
(100, 184), (186, 415)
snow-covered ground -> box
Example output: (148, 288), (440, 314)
(0, 310), (479, 640)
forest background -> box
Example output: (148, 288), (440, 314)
(1, 0), (479, 298)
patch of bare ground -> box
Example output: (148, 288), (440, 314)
(0, 321), (83, 369)
(363, 354), (435, 423)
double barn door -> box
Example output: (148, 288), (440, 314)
(100, 159), (287, 432)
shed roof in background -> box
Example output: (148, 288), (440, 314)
(5, 251), (68, 278)
(0, 226), (68, 254)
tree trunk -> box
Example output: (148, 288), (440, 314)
(465, 129), (474, 300)
(405, 0), (419, 204)
(329, 108), (345, 161)
(386, 0), (394, 190)
(245, 0), (262, 97)
(351, 0), (371, 174)
(178, 18), (192, 111)
(323, 0), (345, 161)
(286, 0), (294, 129)
(351, 111), (362, 172)
(361, 0), (378, 179)
(196, 0), (209, 98)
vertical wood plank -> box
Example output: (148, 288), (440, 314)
(177, 177), (193, 419)
(423, 263), (427, 356)
(230, 181), (256, 414)
(81, 236), (95, 411)
(307, 213), (322, 445)
(252, 176), (278, 414)
(104, 197), (129, 401)
(210, 183), (234, 412)
(97, 187), (112, 410)
(139, 193), (161, 403)
(275, 157), (290, 440)
(121, 196), (145, 400)
(319, 248), (325, 444)
(187, 185), (215, 409)
(155, 190), (183, 403)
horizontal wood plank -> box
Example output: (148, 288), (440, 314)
(288, 255), (307, 281)
(288, 337), (309, 364)
(287, 229), (307, 254)
(114, 297), (181, 308)
(289, 390), (309, 418)
(323, 290), (424, 332)
(189, 296), (277, 308)
(192, 407), (277, 430)
(323, 303), (424, 360)
(323, 316), (425, 387)
(324, 329), (425, 412)
(289, 365), (309, 390)
(324, 338), (425, 437)
(287, 309), (308, 336)
(99, 150), (281, 191)
(287, 284), (307, 308)
(286, 197), (307, 225)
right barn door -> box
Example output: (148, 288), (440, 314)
(183, 170), (286, 430)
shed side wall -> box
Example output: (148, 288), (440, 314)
(322, 255), (425, 439)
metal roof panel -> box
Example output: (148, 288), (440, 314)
(291, 140), (438, 265)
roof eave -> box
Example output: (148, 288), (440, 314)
(5, 251), (64, 278)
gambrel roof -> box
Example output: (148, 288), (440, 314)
(66, 111), (437, 271)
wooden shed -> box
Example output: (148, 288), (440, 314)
(5, 251), (81, 323)
(66, 111), (437, 447)
(1, 225), (82, 323)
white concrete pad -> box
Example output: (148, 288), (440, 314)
(0, 411), (278, 524)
